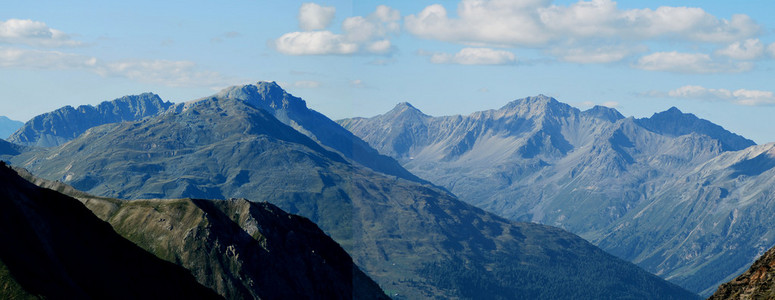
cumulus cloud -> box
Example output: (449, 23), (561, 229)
(0, 47), (230, 87)
(426, 47), (516, 65)
(275, 4), (400, 56)
(665, 85), (775, 106)
(274, 31), (358, 55)
(405, 0), (759, 47)
(299, 3), (336, 30)
(0, 18), (81, 47)
(715, 39), (764, 60)
(634, 51), (752, 73)
(767, 42), (775, 58)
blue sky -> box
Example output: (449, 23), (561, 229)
(2, 0), (775, 143)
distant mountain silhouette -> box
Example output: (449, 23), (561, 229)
(339, 96), (761, 296)
(0, 116), (23, 139)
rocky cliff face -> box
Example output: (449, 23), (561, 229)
(339, 96), (759, 295)
(710, 245), (775, 299)
(8, 94), (699, 299)
(8, 93), (173, 147)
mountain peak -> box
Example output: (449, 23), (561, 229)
(395, 101), (416, 109)
(499, 94), (575, 120)
(665, 106), (683, 114)
(582, 105), (625, 122)
(386, 101), (427, 118)
(215, 81), (308, 112)
(635, 106), (755, 151)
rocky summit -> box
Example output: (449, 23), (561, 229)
(339, 96), (763, 295)
(7, 86), (699, 299)
(8, 93), (173, 147)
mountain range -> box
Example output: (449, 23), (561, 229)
(8, 93), (173, 147)
(338, 95), (768, 295)
(4, 84), (698, 299)
(0, 116), (23, 140)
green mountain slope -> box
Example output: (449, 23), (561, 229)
(0, 162), (221, 300)
(9, 95), (699, 299)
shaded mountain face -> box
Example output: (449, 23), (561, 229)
(710, 243), (775, 300)
(12, 166), (388, 300)
(0, 116), (23, 139)
(0, 139), (23, 157)
(9, 96), (699, 299)
(207, 82), (424, 183)
(338, 97), (759, 295)
(8, 93), (173, 147)
(0, 162), (221, 300)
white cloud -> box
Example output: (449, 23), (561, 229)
(767, 42), (775, 58)
(0, 47), (95, 69)
(551, 44), (647, 63)
(427, 47), (516, 65)
(666, 85), (775, 106)
(0, 47), (230, 88)
(293, 80), (321, 88)
(274, 31), (358, 55)
(634, 51), (752, 73)
(299, 3), (336, 31)
(405, 0), (759, 47)
(405, 3), (550, 46)
(0, 18), (81, 47)
(716, 39), (764, 60)
(275, 5), (400, 56)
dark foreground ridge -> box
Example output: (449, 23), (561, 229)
(0, 161), (221, 299)
(9, 164), (389, 300)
